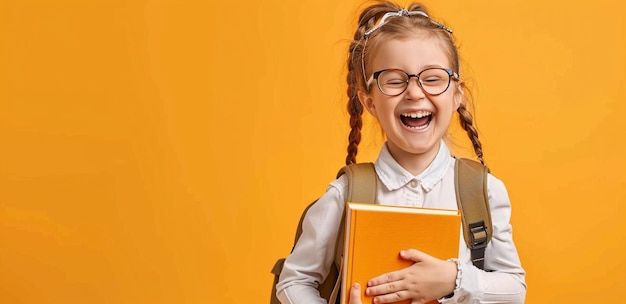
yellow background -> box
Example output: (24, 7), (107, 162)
(1, 0), (624, 303)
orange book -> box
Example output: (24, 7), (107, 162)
(340, 202), (461, 304)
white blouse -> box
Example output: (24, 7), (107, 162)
(276, 142), (527, 304)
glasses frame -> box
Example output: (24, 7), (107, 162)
(366, 67), (460, 97)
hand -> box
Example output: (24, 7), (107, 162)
(364, 249), (457, 304)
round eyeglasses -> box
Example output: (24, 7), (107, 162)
(366, 67), (459, 96)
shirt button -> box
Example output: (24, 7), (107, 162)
(410, 180), (418, 188)
(457, 296), (466, 303)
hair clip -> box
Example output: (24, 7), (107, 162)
(364, 9), (452, 37)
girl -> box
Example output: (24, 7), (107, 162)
(276, 1), (526, 303)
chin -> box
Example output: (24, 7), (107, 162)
(404, 140), (439, 156)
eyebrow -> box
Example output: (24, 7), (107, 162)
(378, 64), (447, 73)
(422, 64), (445, 68)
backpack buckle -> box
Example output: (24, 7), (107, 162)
(469, 221), (488, 248)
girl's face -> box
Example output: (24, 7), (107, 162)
(358, 35), (460, 171)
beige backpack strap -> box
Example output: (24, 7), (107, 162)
(329, 162), (378, 303)
(454, 158), (492, 270)
(338, 163), (378, 204)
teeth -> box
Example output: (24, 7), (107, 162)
(401, 111), (432, 118)
(407, 124), (429, 130)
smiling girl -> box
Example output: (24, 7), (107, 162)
(275, 2), (526, 303)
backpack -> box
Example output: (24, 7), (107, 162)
(270, 158), (492, 304)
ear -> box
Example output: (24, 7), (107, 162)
(358, 90), (378, 118)
(453, 82), (464, 111)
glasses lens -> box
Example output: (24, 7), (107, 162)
(418, 68), (451, 95)
(377, 70), (409, 96)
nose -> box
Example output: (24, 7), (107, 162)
(404, 76), (426, 100)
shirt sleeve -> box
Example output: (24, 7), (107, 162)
(440, 174), (527, 304)
(276, 176), (348, 304)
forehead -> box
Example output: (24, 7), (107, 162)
(370, 35), (450, 72)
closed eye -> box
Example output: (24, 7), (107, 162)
(421, 77), (445, 85)
(383, 79), (407, 86)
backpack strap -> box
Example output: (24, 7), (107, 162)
(454, 158), (492, 270)
(334, 162), (378, 267)
(329, 162), (378, 303)
(338, 163), (378, 204)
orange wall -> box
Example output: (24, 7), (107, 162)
(1, 0), (625, 303)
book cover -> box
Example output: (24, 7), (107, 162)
(340, 202), (461, 304)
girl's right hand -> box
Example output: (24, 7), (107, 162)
(348, 283), (363, 304)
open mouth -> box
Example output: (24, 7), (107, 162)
(400, 111), (432, 130)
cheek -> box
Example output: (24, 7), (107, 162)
(373, 99), (399, 119)
(440, 91), (461, 111)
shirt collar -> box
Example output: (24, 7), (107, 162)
(374, 141), (452, 192)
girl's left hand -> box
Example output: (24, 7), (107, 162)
(364, 249), (457, 303)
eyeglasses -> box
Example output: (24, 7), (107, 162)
(366, 67), (459, 96)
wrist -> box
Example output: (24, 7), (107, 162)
(440, 258), (461, 300)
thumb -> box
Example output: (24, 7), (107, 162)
(399, 249), (428, 262)
(348, 283), (363, 304)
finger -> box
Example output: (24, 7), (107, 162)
(372, 290), (411, 304)
(399, 249), (429, 262)
(367, 270), (403, 287)
(366, 280), (402, 297)
(348, 283), (363, 304)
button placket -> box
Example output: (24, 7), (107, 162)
(405, 179), (424, 207)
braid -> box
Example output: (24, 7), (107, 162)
(345, 39), (364, 165)
(345, 1), (401, 165)
(345, 93), (363, 165)
(457, 102), (485, 165)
